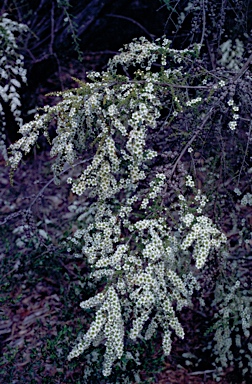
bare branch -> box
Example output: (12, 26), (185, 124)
(106, 13), (155, 41)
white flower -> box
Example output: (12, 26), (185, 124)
(234, 187), (241, 196)
(218, 80), (225, 87)
(185, 175), (195, 187)
(228, 121), (237, 130)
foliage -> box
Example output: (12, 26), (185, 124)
(7, 29), (252, 383)
(56, 0), (83, 61)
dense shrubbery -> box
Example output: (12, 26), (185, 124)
(7, 33), (252, 381)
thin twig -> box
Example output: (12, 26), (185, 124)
(199, 0), (206, 49)
(83, 50), (119, 56)
(49, 1), (55, 55)
(159, 84), (209, 90)
(237, 120), (252, 185)
(188, 369), (216, 376)
(233, 51), (252, 82)
(169, 106), (215, 179)
(163, 0), (180, 32)
(206, 39), (216, 70)
(106, 13), (155, 40)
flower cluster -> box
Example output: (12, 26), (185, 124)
(227, 99), (240, 131)
(68, 286), (124, 376)
(178, 190), (226, 268)
(8, 34), (232, 183)
(0, 13), (27, 160)
(185, 96), (202, 107)
(65, 176), (226, 375)
(140, 173), (166, 209)
(181, 215), (226, 268)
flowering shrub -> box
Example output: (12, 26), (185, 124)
(0, 13), (27, 161)
(8, 36), (251, 380)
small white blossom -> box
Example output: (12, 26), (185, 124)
(218, 80), (225, 87)
(228, 121), (237, 130)
(185, 175), (195, 187)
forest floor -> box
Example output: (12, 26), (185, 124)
(0, 150), (249, 384)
